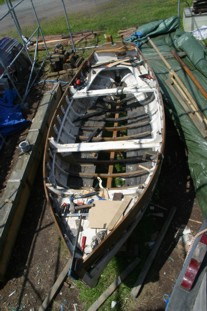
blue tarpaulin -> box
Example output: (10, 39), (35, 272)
(0, 89), (31, 143)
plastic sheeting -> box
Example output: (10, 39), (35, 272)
(0, 89), (31, 145)
(125, 17), (207, 217)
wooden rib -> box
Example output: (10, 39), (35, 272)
(69, 169), (148, 178)
(105, 114), (148, 122)
(66, 156), (151, 165)
(78, 131), (151, 142)
(76, 110), (148, 122)
(81, 120), (149, 132)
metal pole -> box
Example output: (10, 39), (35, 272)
(5, 0), (33, 64)
(177, 0), (181, 28)
(60, 0), (76, 52)
(30, 0), (49, 56)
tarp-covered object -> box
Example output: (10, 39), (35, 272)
(0, 89), (31, 138)
(174, 32), (207, 78)
(126, 17), (207, 217)
(125, 16), (179, 46)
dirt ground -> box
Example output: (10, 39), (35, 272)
(0, 81), (203, 311)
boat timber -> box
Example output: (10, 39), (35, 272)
(43, 43), (165, 287)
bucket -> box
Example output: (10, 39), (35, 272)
(19, 140), (31, 153)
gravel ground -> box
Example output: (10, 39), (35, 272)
(0, 0), (111, 34)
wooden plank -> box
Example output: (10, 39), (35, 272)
(107, 112), (119, 188)
(49, 137), (161, 153)
(87, 257), (140, 311)
(106, 57), (130, 68)
(38, 259), (72, 311)
(82, 201), (147, 287)
(108, 197), (133, 230)
(88, 200), (122, 229)
(131, 207), (176, 298)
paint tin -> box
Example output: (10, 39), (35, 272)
(19, 140), (31, 153)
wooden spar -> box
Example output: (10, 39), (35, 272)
(166, 78), (207, 137)
(148, 37), (207, 128)
(171, 49), (207, 100)
(79, 130), (151, 142)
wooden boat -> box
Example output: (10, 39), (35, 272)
(43, 42), (165, 286)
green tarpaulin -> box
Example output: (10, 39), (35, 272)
(126, 16), (207, 218)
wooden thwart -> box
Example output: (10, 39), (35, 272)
(49, 137), (161, 153)
(72, 86), (155, 99)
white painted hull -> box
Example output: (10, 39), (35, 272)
(43, 42), (165, 286)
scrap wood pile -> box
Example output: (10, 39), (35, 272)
(30, 30), (102, 51)
(192, 0), (207, 14)
(34, 30), (102, 78)
(46, 44), (83, 78)
(117, 27), (137, 40)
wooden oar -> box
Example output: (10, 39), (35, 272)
(171, 49), (207, 100)
(148, 37), (207, 129)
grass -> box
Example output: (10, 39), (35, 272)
(1, 0), (185, 309)
(1, 0), (186, 39)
